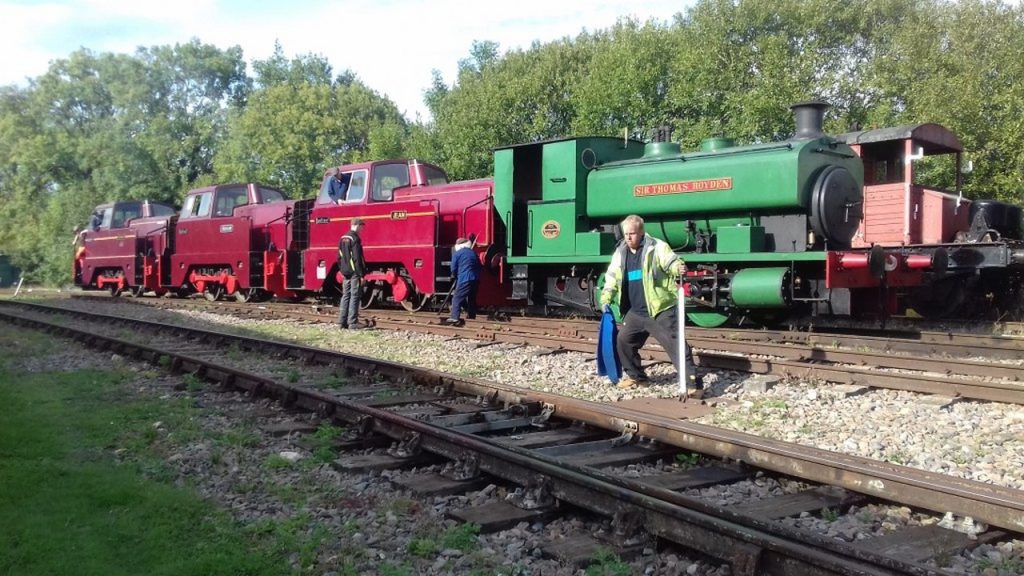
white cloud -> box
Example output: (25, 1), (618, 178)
(0, 0), (687, 118)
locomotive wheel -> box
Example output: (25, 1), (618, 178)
(908, 276), (966, 319)
(203, 284), (224, 302)
(686, 310), (731, 327)
(400, 291), (428, 312)
(234, 288), (264, 303)
(360, 285), (381, 310)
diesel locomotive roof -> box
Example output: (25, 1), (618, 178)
(834, 123), (962, 155)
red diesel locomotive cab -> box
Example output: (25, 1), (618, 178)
(290, 159), (511, 310)
(74, 200), (176, 296)
(168, 183), (295, 302)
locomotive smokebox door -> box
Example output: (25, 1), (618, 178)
(809, 165), (863, 247)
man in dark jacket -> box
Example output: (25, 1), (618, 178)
(444, 236), (481, 325)
(338, 218), (366, 329)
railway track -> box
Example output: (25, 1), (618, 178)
(3, 298), (1023, 575)
(72, 294), (1024, 405)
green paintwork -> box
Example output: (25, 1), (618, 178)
(730, 267), (790, 307)
(492, 133), (863, 322)
(643, 142), (681, 158)
(528, 200), (576, 256)
(700, 137), (735, 152)
(575, 232), (617, 256)
(686, 310), (731, 327)
(586, 138), (861, 219)
(542, 141), (579, 201)
(494, 137), (645, 260)
(716, 224), (765, 253)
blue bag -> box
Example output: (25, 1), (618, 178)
(596, 308), (622, 383)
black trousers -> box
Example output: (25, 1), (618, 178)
(616, 307), (696, 380)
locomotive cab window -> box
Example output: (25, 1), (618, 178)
(259, 187), (286, 203)
(98, 207), (113, 230)
(371, 163), (410, 201)
(318, 169), (367, 204)
(422, 165), (449, 185)
(149, 203), (176, 217)
(214, 186), (249, 216)
(180, 192), (213, 219)
(110, 202), (143, 228)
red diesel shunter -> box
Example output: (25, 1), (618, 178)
(74, 200), (177, 296)
(281, 159), (511, 309)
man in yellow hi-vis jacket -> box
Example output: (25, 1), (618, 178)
(599, 214), (703, 395)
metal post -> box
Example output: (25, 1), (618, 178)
(677, 280), (687, 401)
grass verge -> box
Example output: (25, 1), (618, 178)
(0, 330), (290, 576)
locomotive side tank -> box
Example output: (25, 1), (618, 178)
(587, 102), (863, 251)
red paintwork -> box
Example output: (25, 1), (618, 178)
(849, 140), (970, 247)
(301, 159), (511, 307)
(169, 183), (294, 297)
(75, 200), (175, 295)
(825, 250), (935, 289)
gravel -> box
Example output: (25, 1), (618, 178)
(21, 296), (1024, 574)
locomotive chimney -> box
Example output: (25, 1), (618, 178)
(790, 100), (829, 140)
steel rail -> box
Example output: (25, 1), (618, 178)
(4, 299), (1023, 535)
(59, 295), (1024, 402)
(0, 304), (950, 575)
(362, 314), (1024, 404)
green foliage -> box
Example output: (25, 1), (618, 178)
(219, 428), (260, 448)
(183, 372), (204, 393)
(821, 507), (840, 522)
(406, 537), (438, 557)
(441, 522), (480, 552)
(212, 64), (408, 198)
(386, 497), (419, 517)
(0, 41), (248, 283)
(378, 562), (414, 576)
(313, 422), (345, 442)
(975, 555), (1024, 574)
(585, 547), (633, 576)
(675, 452), (702, 467)
(263, 454), (294, 469)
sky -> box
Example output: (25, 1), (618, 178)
(0, 0), (692, 120)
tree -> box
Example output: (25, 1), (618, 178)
(865, 0), (1024, 201)
(214, 58), (406, 198)
(0, 41), (248, 283)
